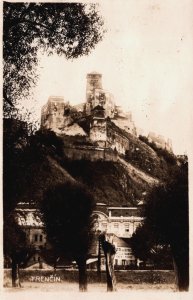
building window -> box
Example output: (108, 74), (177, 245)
(34, 234), (38, 242)
(125, 223), (129, 232)
(114, 223), (119, 229)
(39, 235), (43, 242)
(122, 260), (126, 266)
(115, 259), (118, 265)
(102, 222), (107, 230)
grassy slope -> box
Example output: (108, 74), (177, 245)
(62, 159), (150, 206)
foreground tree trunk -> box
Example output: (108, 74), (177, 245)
(169, 226), (189, 293)
(172, 246), (189, 291)
(12, 259), (21, 288)
(77, 258), (87, 292)
(104, 252), (116, 291)
(100, 234), (117, 292)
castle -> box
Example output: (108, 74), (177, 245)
(41, 72), (172, 155)
(41, 72), (138, 155)
(148, 132), (172, 153)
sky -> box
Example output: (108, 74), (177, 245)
(23, 0), (193, 154)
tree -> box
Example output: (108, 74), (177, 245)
(3, 123), (71, 287)
(3, 119), (32, 287)
(130, 223), (154, 264)
(100, 233), (117, 292)
(3, 216), (31, 287)
(130, 159), (189, 291)
(3, 119), (29, 213)
(40, 182), (95, 292)
(3, 1), (104, 114)
(3, 119), (39, 287)
(130, 224), (173, 269)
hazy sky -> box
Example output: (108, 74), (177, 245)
(24, 0), (193, 154)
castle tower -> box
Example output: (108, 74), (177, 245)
(41, 96), (70, 131)
(85, 72), (102, 115)
(89, 105), (107, 148)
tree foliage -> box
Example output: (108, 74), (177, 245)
(3, 119), (33, 286)
(3, 118), (29, 214)
(130, 159), (189, 290)
(41, 182), (95, 260)
(3, 1), (104, 114)
(3, 122), (65, 211)
(40, 182), (95, 291)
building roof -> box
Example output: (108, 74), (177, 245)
(95, 203), (109, 215)
(15, 209), (44, 227)
(95, 204), (144, 218)
(113, 235), (130, 247)
(108, 207), (144, 217)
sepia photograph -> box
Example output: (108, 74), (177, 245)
(2, 0), (192, 298)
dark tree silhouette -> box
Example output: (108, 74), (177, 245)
(3, 122), (69, 287)
(40, 182), (95, 292)
(131, 159), (189, 291)
(3, 216), (31, 287)
(130, 223), (154, 264)
(3, 1), (104, 114)
(3, 119), (31, 287)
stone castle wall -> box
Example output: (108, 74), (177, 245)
(107, 126), (130, 155)
(63, 146), (118, 162)
(41, 96), (70, 131)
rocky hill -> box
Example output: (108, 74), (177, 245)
(5, 118), (178, 208)
(38, 73), (178, 206)
(60, 134), (178, 206)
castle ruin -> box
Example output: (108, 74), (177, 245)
(41, 72), (172, 156)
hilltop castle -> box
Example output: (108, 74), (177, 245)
(41, 72), (138, 154)
(41, 72), (172, 155)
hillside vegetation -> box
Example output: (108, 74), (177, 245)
(62, 159), (150, 206)
(59, 120), (179, 207)
(5, 118), (179, 207)
(108, 121), (178, 183)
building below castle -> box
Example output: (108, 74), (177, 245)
(13, 202), (144, 268)
(93, 203), (144, 238)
